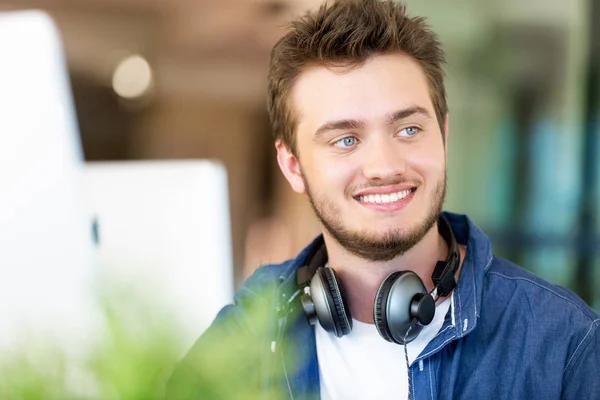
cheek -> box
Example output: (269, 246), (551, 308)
(405, 144), (446, 177)
(304, 153), (358, 191)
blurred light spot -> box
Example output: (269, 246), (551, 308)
(112, 55), (152, 99)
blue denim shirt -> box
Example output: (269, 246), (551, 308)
(169, 212), (600, 399)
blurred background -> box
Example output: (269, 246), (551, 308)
(0, 0), (598, 312)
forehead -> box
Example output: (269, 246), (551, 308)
(290, 54), (435, 134)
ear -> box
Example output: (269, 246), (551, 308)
(275, 140), (306, 194)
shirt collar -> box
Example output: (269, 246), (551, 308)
(442, 212), (492, 340)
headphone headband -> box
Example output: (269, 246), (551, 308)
(296, 236), (327, 286)
(432, 215), (460, 297)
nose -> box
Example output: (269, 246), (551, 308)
(361, 135), (406, 182)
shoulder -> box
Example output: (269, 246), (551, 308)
(236, 260), (298, 303)
(477, 257), (599, 373)
(236, 236), (322, 303)
(482, 256), (599, 375)
(182, 261), (299, 351)
(484, 256), (598, 324)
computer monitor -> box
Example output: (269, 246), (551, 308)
(84, 160), (234, 351)
(0, 10), (234, 357)
(0, 10), (95, 348)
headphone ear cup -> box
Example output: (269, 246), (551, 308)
(374, 271), (428, 344)
(411, 293), (435, 325)
(311, 267), (352, 337)
(374, 271), (402, 343)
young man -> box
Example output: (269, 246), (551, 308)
(167, 1), (600, 398)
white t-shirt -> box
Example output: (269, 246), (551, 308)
(316, 296), (451, 400)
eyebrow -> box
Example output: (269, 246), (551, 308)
(313, 106), (432, 138)
(314, 119), (366, 138)
(386, 106), (432, 124)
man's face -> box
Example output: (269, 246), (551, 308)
(277, 53), (447, 261)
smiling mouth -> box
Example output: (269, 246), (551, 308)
(355, 188), (416, 204)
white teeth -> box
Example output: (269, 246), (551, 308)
(359, 189), (412, 204)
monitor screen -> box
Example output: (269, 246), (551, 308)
(84, 160), (234, 352)
(0, 10), (95, 349)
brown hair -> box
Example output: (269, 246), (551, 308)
(267, 0), (447, 156)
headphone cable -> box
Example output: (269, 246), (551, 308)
(404, 289), (441, 400)
(403, 319), (418, 400)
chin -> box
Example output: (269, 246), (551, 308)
(359, 228), (408, 242)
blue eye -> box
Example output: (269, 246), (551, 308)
(399, 126), (420, 137)
(334, 136), (357, 148)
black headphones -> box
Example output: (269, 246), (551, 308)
(296, 215), (460, 345)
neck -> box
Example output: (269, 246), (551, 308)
(322, 224), (454, 324)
